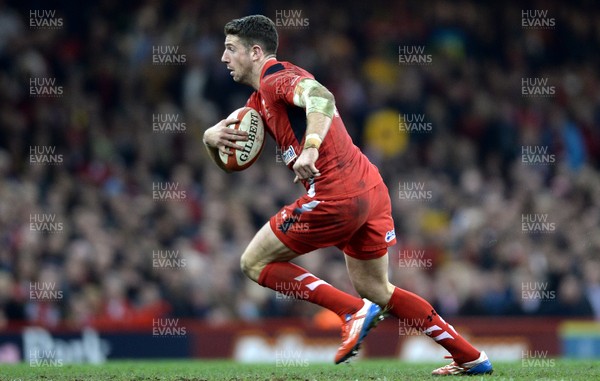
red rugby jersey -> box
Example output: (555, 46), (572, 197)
(246, 58), (382, 200)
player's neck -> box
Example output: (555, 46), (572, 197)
(251, 56), (277, 90)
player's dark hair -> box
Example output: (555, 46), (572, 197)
(224, 15), (278, 55)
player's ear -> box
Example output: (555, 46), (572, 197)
(251, 45), (263, 60)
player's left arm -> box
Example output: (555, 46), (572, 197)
(291, 78), (335, 183)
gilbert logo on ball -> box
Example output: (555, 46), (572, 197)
(219, 107), (265, 171)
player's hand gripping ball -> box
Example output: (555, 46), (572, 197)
(219, 107), (265, 171)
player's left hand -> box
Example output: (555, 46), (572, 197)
(293, 147), (320, 183)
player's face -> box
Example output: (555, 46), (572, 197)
(222, 35), (253, 85)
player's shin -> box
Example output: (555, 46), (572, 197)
(258, 262), (363, 318)
(385, 287), (480, 364)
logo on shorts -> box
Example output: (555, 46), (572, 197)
(385, 229), (396, 243)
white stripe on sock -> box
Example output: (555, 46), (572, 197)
(294, 273), (313, 281)
(423, 325), (442, 336)
(306, 280), (327, 290)
(432, 331), (455, 342)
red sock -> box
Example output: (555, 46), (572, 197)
(258, 262), (363, 319)
(386, 287), (480, 364)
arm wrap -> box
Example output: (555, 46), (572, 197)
(293, 78), (335, 119)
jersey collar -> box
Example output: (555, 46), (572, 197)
(260, 57), (283, 79)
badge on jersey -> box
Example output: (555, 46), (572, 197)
(281, 145), (297, 165)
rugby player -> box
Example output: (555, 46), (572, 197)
(202, 15), (493, 375)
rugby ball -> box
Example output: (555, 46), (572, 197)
(219, 107), (265, 171)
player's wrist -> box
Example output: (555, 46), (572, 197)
(304, 133), (322, 150)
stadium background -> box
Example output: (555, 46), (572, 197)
(0, 0), (599, 364)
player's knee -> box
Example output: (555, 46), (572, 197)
(239, 254), (253, 279)
(240, 253), (262, 282)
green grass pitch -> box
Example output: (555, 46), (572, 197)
(0, 359), (596, 380)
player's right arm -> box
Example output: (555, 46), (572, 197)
(202, 117), (248, 172)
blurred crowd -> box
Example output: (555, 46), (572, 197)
(1, 0), (600, 329)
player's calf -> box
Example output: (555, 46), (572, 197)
(353, 281), (395, 308)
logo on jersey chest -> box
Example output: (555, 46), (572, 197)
(281, 145), (297, 165)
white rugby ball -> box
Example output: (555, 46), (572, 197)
(219, 107), (265, 171)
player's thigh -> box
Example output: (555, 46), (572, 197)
(344, 251), (395, 306)
(240, 222), (300, 282)
(343, 183), (396, 258)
